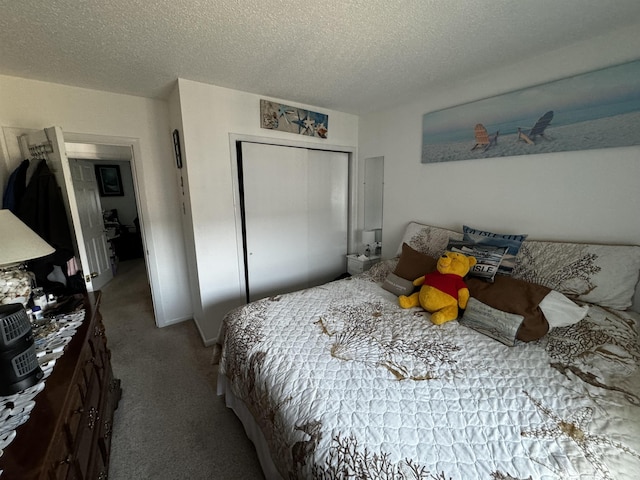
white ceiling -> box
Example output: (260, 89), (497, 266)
(1, 1), (640, 115)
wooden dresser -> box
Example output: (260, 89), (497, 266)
(0, 292), (122, 480)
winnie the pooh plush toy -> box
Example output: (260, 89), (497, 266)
(399, 251), (477, 325)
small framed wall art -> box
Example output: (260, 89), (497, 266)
(95, 164), (124, 196)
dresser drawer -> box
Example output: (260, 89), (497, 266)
(63, 384), (85, 447)
(97, 376), (121, 468)
(0, 293), (120, 480)
(72, 367), (102, 479)
(46, 430), (73, 480)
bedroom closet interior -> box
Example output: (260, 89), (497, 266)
(236, 141), (350, 302)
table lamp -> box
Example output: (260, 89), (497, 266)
(0, 210), (55, 395)
(0, 209), (55, 307)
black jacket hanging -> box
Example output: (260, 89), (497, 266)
(14, 159), (85, 294)
(2, 159), (29, 213)
(16, 159), (73, 252)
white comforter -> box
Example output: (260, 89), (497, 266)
(218, 269), (640, 480)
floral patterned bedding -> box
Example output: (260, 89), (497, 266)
(217, 263), (640, 479)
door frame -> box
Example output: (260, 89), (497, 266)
(2, 127), (161, 326)
(229, 133), (357, 302)
(62, 132), (160, 325)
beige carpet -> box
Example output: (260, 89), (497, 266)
(100, 259), (265, 479)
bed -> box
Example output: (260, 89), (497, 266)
(216, 222), (640, 480)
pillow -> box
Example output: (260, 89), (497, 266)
(466, 275), (550, 342)
(446, 239), (507, 283)
(364, 258), (395, 284)
(512, 240), (640, 310)
(395, 222), (463, 257)
(393, 243), (438, 281)
(381, 273), (415, 296)
(382, 243), (438, 296)
(462, 225), (527, 276)
(459, 297), (523, 347)
(538, 290), (589, 328)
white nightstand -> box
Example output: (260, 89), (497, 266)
(346, 254), (381, 275)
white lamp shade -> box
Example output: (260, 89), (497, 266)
(361, 230), (376, 246)
(0, 210), (55, 265)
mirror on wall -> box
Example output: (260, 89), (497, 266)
(363, 156), (384, 252)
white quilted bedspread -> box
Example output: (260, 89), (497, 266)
(218, 271), (640, 480)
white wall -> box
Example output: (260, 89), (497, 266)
(359, 23), (640, 311)
(171, 79), (359, 343)
(0, 75), (192, 326)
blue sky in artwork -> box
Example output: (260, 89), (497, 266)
(292, 111), (328, 133)
(423, 60), (640, 144)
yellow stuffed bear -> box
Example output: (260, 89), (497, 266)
(398, 251), (477, 325)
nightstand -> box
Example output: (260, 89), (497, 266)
(346, 254), (381, 275)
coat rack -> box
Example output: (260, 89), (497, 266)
(18, 131), (53, 161)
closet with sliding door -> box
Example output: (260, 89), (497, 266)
(236, 141), (350, 302)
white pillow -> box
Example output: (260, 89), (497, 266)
(539, 290), (589, 328)
(395, 222), (462, 257)
(513, 240), (640, 310)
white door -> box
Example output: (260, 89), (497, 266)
(69, 159), (113, 290)
(19, 127), (112, 291)
(241, 142), (348, 302)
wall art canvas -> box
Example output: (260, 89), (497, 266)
(421, 60), (640, 163)
(95, 164), (123, 196)
(260, 99), (328, 138)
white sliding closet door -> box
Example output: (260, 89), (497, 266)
(241, 142), (348, 302)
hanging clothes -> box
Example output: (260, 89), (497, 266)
(2, 159), (29, 213)
(16, 159), (73, 252)
(16, 159), (84, 294)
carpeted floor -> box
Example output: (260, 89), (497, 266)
(100, 259), (265, 479)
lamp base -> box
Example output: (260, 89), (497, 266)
(0, 264), (33, 307)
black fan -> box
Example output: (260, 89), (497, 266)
(0, 303), (44, 395)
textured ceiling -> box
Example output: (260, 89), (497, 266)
(1, 1), (640, 115)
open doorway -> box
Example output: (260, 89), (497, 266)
(3, 126), (160, 325)
(64, 142), (145, 289)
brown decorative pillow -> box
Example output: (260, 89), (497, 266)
(466, 275), (551, 342)
(393, 243), (438, 281)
